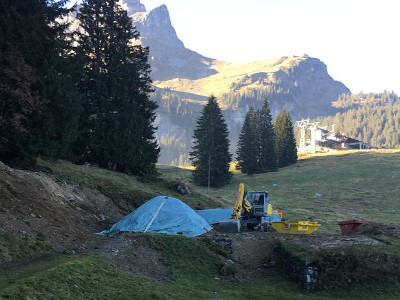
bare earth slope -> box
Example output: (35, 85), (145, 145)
(0, 162), (133, 252)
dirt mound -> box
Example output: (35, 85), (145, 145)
(98, 234), (173, 282)
(284, 234), (384, 251)
(199, 231), (279, 282)
(353, 222), (400, 236)
(0, 162), (134, 252)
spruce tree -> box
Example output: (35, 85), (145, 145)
(0, 0), (73, 164)
(0, 46), (41, 163)
(190, 96), (232, 187)
(258, 99), (277, 172)
(236, 107), (259, 175)
(274, 109), (297, 167)
(76, 0), (159, 175)
(31, 22), (84, 161)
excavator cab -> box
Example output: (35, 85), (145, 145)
(245, 191), (269, 217)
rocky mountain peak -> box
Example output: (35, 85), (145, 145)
(131, 4), (216, 80)
(122, 0), (146, 15)
(132, 5), (183, 48)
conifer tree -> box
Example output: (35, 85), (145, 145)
(0, 46), (41, 163)
(236, 107), (259, 175)
(0, 0), (73, 164)
(274, 109), (297, 167)
(190, 96), (232, 187)
(258, 99), (277, 171)
(76, 0), (159, 175)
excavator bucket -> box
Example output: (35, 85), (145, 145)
(218, 219), (241, 233)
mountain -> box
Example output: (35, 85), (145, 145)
(129, 3), (217, 80)
(124, 1), (350, 165)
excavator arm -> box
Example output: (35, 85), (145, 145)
(231, 183), (252, 219)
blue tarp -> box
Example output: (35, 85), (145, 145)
(269, 213), (282, 222)
(97, 196), (212, 237)
(196, 208), (232, 224)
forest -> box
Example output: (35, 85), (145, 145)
(316, 91), (400, 148)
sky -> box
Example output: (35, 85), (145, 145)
(139, 0), (399, 94)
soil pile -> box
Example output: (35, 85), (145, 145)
(353, 222), (400, 236)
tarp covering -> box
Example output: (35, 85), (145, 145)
(196, 208), (232, 224)
(196, 208), (282, 224)
(97, 196), (212, 237)
(266, 213), (282, 222)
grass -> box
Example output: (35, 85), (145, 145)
(154, 55), (306, 97)
(190, 150), (400, 234)
(38, 150), (400, 235)
(37, 158), (214, 209)
(2, 150), (399, 299)
(276, 235), (400, 291)
(1, 234), (400, 299)
(0, 233), (54, 265)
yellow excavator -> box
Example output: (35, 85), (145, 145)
(218, 183), (276, 232)
(218, 183), (320, 234)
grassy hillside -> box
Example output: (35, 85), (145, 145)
(37, 158), (213, 209)
(195, 150), (400, 233)
(153, 56), (306, 97)
(2, 150), (400, 299)
(39, 150), (400, 234)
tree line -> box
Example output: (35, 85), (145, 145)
(190, 97), (297, 187)
(0, 0), (158, 175)
(1, 0), (297, 185)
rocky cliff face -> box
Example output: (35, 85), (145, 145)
(223, 55), (349, 120)
(129, 3), (217, 80)
(123, 0), (146, 15)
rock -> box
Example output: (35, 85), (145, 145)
(169, 181), (191, 195)
(195, 203), (205, 210)
(123, 0), (146, 15)
(131, 5), (216, 80)
(219, 260), (236, 277)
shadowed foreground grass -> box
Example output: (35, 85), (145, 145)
(1, 234), (400, 300)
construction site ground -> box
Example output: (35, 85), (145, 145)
(0, 162), (397, 284)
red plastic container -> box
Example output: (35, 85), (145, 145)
(338, 220), (370, 234)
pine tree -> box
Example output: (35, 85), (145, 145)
(236, 107), (259, 175)
(190, 96), (232, 187)
(76, 0), (159, 175)
(31, 20), (84, 161)
(0, 46), (41, 163)
(258, 99), (277, 171)
(0, 0), (72, 163)
(274, 109), (297, 167)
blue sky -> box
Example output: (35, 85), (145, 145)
(142, 0), (400, 94)
(72, 0), (400, 94)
